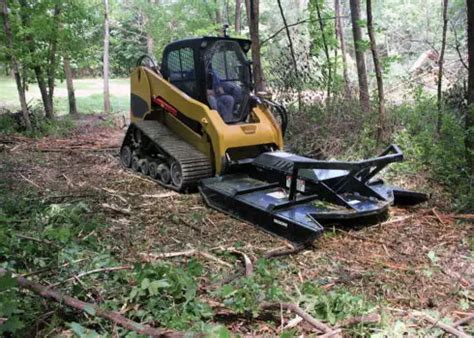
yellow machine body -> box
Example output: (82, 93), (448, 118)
(130, 66), (283, 174)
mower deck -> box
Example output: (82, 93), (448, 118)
(200, 145), (428, 243)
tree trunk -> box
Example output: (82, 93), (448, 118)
(436, 0), (449, 135)
(276, 0), (297, 75)
(350, 0), (369, 112)
(103, 0), (111, 114)
(335, 0), (350, 96)
(314, 0), (332, 104)
(18, 0), (53, 118)
(235, 0), (241, 34)
(45, 3), (61, 119)
(245, 0), (265, 92)
(146, 1), (153, 55)
(467, 0), (474, 175)
(146, 33), (154, 55)
(277, 0), (300, 111)
(1, 0), (31, 130)
(63, 55), (78, 116)
(215, 0), (222, 24)
(366, 0), (386, 143)
(34, 67), (53, 117)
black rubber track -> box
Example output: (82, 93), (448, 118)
(122, 120), (213, 191)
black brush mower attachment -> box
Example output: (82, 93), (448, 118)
(200, 145), (428, 244)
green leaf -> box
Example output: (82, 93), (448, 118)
(427, 250), (438, 263)
(209, 325), (232, 338)
(83, 304), (96, 316)
(0, 273), (17, 291)
(141, 278), (150, 290)
(148, 279), (170, 295)
(0, 316), (24, 333)
(220, 285), (234, 297)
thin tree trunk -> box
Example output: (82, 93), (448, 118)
(245, 0), (265, 92)
(466, 0), (474, 175)
(45, 3), (61, 119)
(63, 55), (78, 116)
(276, 0), (300, 111)
(235, 0), (241, 34)
(367, 0), (386, 143)
(18, 0), (53, 118)
(34, 67), (53, 117)
(436, 0), (449, 135)
(215, 0), (222, 24)
(103, 0), (111, 114)
(350, 0), (369, 112)
(276, 0), (297, 75)
(335, 0), (350, 96)
(314, 0), (332, 103)
(145, 3), (153, 55)
(1, 0), (31, 130)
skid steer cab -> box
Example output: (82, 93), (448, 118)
(120, 35), (428, 244)
(127, 37), (287, 177)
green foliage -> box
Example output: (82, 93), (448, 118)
(128, 261), (213, 329)
(0, 106), (74, 137)
(0, 272), (25, 335)
(216, 259), (285, 317)
(300, 283), (376, 334)
(388, 89), (473, 210)
(0, 113), (17, 134)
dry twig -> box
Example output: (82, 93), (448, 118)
(261, 302), (337, 335)
(413, 311), (470, 338)
(51, 265), (132, 287)
(19, 174), (42, 189)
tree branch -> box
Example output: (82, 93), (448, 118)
(0, 268), (175, 337)
(261, 16), (347, 46)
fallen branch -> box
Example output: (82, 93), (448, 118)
(228, 249), (253, 276)
(140, 249), (232, 268)
(51, 265), (132, 287)
(19, 174), (42, 190)
(413, 311), (470, 338)
(16, 234), (60, 248)
(261, 302), (335, 334)
(453, 214), (474, 222)
(0, 268), (175, 337)
(140, 249), (197, 260)
(263, 242), (310, 259)
(453, 313), (474, 327)
(101, 203), (131, 215)
(432, 207), (448, 225)
(198, 251), (232, 268)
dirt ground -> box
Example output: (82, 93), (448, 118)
(0, 116), (472, 336)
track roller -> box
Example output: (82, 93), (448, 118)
(120, 145), (132, 167)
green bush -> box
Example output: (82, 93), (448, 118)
(128, 261), (213, 330)
(216, 259), (285, 317)
(389, 91), (473, 210)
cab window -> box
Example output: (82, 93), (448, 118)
(166, 48), (197, 98)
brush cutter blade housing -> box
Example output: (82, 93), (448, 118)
(200, 145), (428, 243)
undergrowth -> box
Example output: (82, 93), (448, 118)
(0, 186), (380, 336)
(284, 88), (473, 211)
(0, 105), (74, 138)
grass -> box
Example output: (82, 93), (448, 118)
(0, 77), (129, 115)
